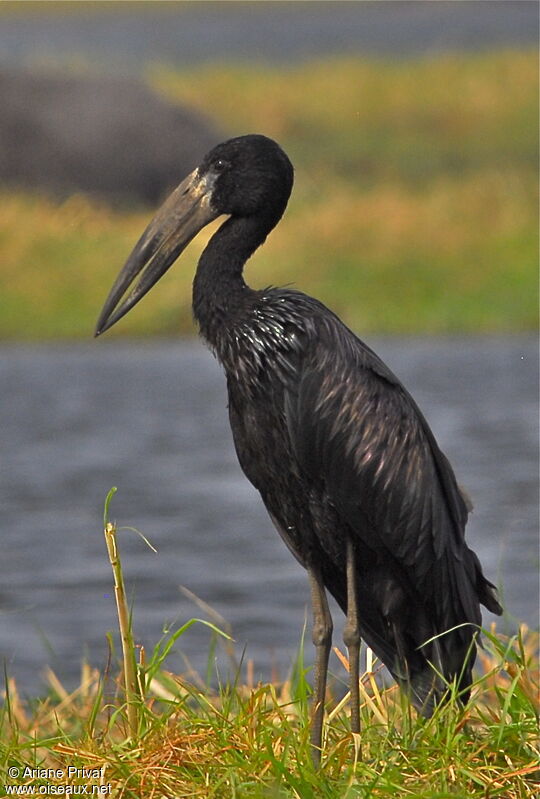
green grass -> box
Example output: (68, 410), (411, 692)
(0, 492), (538, 797)
(0, 49), (537, 339)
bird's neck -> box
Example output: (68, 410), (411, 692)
(192, 215), (271, 348)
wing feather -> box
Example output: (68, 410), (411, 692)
(283, 312), (492, 634)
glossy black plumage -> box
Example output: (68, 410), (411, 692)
(95, 134), (502, 759)
(219, 287), (501, 706)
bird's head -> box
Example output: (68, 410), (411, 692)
(94, 134), (293, 336)
(199, 134), (293, 218)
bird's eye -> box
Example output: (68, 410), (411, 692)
(214, 158), (228, 173)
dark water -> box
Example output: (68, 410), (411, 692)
(1, 336), (538, 695)
(0, 2), (537, 73)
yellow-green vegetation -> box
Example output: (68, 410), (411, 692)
(2, 632), (538, 798)
(0, 492), (538, 797)
(1, 49), (537, 339)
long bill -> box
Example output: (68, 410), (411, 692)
(94, 169), (220, 336)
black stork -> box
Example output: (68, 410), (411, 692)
(95, 134), (502, 764)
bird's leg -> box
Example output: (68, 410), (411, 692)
(307, 564), (333, 768)
(343, 537), (361, 739)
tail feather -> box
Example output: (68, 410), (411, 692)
(325, 547), (502, 717)
(470, 549), (503, 615)
(406, 625), (480, 715)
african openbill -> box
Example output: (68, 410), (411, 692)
(95, 134), (502, 764)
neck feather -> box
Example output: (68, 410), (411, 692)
(192, 214), (272, 343)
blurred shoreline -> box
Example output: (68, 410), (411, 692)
(1, 50), (537, 340)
